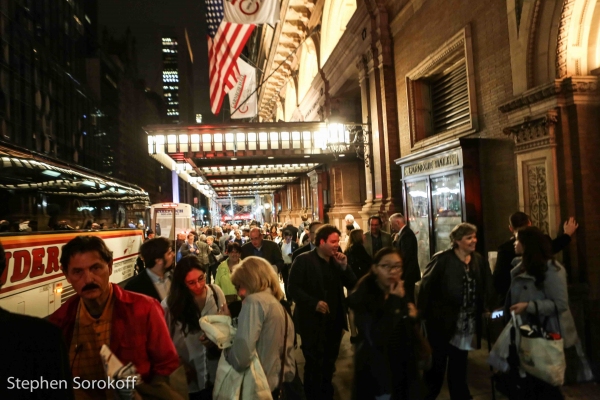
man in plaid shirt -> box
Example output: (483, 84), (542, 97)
(49, 236), (180, 399)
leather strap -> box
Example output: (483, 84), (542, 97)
(278, 302), (289, 397)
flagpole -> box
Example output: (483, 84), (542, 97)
(230, 25), (321, 118)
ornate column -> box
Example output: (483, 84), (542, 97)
(360, 0), (402, 227)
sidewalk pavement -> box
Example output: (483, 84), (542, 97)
(292, 332), (599, 400)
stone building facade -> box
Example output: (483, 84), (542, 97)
(251, 0), (600, 367)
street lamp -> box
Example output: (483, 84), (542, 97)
(325, 122), (371, 171)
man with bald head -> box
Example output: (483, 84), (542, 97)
(240, 227), (284, 272)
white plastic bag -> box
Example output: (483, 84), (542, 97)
(213, 351), (273, 400)
(488, 312), (522, 372)
(519, 332), (565, 386)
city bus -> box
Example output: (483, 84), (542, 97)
(0, 142), (149, 318)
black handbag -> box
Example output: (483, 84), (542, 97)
(273, 304), (306, 400)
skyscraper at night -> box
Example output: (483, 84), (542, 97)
(161, 29), (194, 124)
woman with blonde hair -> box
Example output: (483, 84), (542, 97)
(226, 256), (296, 397)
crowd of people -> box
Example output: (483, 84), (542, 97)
(0, 211), (588, 400)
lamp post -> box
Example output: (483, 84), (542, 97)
(325, 122), (371, 171)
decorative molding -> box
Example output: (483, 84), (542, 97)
(499, 76), (599, 112)
(406, 28), (466, 81)
(503, 109), (558, 153)
(526, 163), (550, 234)
(556, 0), (576, 78)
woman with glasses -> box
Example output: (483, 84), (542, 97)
(215, 242), (242, 304)
(348, 247), (421, 399)
(163, 255), (227, 400)
(417, 223), (493, 400)
(226, 256), (296, 397)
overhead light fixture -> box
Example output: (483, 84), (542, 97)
(268, 156), (274, 159)
(325, 122), (371, 170)
(42, 170), (61, 178)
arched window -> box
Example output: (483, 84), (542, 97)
(320, 0), (356, 67)
(297, 38), (319, 104)
(284, 80), (297, 122)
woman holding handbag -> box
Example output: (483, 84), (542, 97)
(163, 255), (227, 400)
(226, 256), (297, 398)
(347, 247), (423, 400)
(505, 226), (571, 399)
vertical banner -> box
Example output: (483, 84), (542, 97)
(229, 58), (257, 119)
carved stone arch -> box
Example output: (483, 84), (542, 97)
(297, 37), (319, 104)
(556, 0), (600, 78)
(320, 0), (357, 67)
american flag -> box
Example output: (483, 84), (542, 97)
(206, 0), (255, 115)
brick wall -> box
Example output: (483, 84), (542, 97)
(388, 0), (519, 254)
(392, 0), (514, 156)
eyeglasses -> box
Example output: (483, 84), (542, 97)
(377, 263), (402, 272)
(185, 275), (206, 286)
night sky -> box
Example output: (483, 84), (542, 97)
(98, 0), (223, 122)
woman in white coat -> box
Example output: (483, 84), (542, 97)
(227, 256), (296, 397)
(163, 255), (226, 400)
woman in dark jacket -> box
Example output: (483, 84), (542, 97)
(417, 223), (493, 400)
(348, 247), (421, 400)
(344, 229), (372, 280)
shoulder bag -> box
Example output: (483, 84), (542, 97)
(518, 301), (566, 386)
(274, 304), (306, 400)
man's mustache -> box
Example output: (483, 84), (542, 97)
(82, 283), (101, 292)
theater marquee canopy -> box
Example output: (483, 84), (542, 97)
(144, 122), (364, 200)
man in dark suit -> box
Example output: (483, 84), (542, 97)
(292, 221), (323, 261)
(493, 212), (578, 306)
(364, 215), (392, 257)
(390, 213), (421, 302)
(288, 224), (357, 400)
(0, 243), (74, 400)
(240, 227), (284, 273)
(125, 237), (175, 302)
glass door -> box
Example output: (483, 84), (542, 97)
(431, 173), (463, 253)
(405, 179), (431, 271)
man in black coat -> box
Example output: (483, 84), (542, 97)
(0, 243), (74, 400)
(288, 224), (357, 400)
(493, 212), (578, 306)
(125, 237), (174, 302)
(292, 221), (322, 261)
(240, 227), (284, 272)
(389, 213), (421, 302)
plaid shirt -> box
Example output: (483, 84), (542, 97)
(50, 284), (179, 384)
(69, 285), (114, 399)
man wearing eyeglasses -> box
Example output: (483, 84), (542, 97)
(288, 224), (357, 400)
(125, 237), (175, 302)
(49, 236), (179, 399)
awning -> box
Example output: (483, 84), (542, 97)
(0, 141), (149, 204)
(144, 121), (367, 200)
